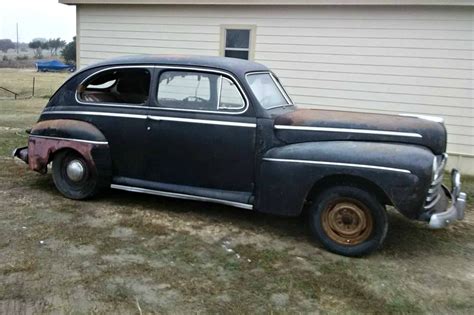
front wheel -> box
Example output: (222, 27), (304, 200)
(52, 150), (100, 200)
(308, 186), (388, 257)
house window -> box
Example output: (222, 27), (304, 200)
(221, 26), (255, 60)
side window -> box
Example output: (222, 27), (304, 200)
(157, 71), (215, 110)
(219, 77), (245, 111)
(157, 70), (245, 113)
(78, 68), (150, 105)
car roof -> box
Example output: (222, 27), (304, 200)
(79, 54), (270, 77)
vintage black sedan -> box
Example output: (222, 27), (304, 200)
(13, 55), (466, 256)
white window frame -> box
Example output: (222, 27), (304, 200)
(220, 25), (256, 61)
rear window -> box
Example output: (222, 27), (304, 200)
(78, 68), (150, 105)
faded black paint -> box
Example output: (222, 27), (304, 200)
(275, 109), (447, 155)
(15, 55), (449, 222)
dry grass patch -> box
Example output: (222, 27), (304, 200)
(0, 68), (70, 98)
(0, 68), (473, 314)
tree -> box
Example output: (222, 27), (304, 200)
(0, 39), (15, 53)
(28, 40), (44, 58)
(62, 37), (76, 64)
(41, 41), (49, 51)
(29, 38), (50, 58)
(47, 38), (66, 55)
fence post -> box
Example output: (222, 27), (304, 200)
(32, 77), (35, 97)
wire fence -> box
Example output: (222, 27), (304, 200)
(0, 69), (71, 100)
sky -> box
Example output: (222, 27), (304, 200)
(0, 0), (76, 43)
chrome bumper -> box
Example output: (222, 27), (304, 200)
(12, 146), (29, 164)
(428, 169), (466, 229)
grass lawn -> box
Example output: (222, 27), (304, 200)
(0, 68), (69, 99)
(0, 68), (473, 314)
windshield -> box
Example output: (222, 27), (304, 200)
(246, 73), (291, 109)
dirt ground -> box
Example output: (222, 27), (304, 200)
(0, 69), (473, 314)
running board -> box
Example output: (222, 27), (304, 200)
(110, 184), (254, 210)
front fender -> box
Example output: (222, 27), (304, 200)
(255, 141), (434, 218)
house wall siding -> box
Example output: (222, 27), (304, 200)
(77, 4), (474, 173)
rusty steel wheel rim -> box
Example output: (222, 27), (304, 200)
(321, 198), (373, 245)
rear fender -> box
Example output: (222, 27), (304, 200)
(27, 119), (111, 179)
(255, 141), (434, 218)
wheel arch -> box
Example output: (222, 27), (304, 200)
(306, 174), (392, 204)
(257, 141), (432, 219)
(27, 119), (112, 180)
(303, 174), (392, 214)
(48, 146), (82, 164)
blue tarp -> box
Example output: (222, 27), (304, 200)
(35, 60), (73, 72)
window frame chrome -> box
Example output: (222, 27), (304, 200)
(75, 65), (250, 116)
(217, 76), (246, 111)
(156, 67), (248, 115)
(76, 65), (153, 108)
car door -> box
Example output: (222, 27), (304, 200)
(145, 68), (257, 194)
(66, 66), (152, 180)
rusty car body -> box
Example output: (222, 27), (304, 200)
(13, 55), (466, 256)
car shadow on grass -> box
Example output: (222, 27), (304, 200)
(26, 173), (471, 258)
(102, 188), (309, 240)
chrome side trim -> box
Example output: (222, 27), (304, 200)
(274, 125), (423, 138)
(148, 115), (256, 128)
(263, 158), (411, 174)
(42, 111), (147, 120)
(29, 134), (108, 145)
(110, 184), (254, 210)
(42, 111), (256, 128)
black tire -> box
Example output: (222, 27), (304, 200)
(52, 150), (100, 200)
(308, 186), (388, 257)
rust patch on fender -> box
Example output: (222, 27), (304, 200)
(27, 137), (104, 174)
(31, 119), (107, 141)
(275, 109), (416, 129)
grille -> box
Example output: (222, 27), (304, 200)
(424, 154), (447, 210)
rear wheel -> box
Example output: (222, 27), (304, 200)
(52, 150), (99, 200)
(309, 186), (388, 257)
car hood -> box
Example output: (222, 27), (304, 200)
(274, 108), (447, 155)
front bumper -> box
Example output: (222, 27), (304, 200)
(427, 169), (466, 229)
(12, 146), (29, 164)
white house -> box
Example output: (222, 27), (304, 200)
(60, 0), (474, 174)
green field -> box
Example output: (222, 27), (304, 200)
(0, 68), (473, 314)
